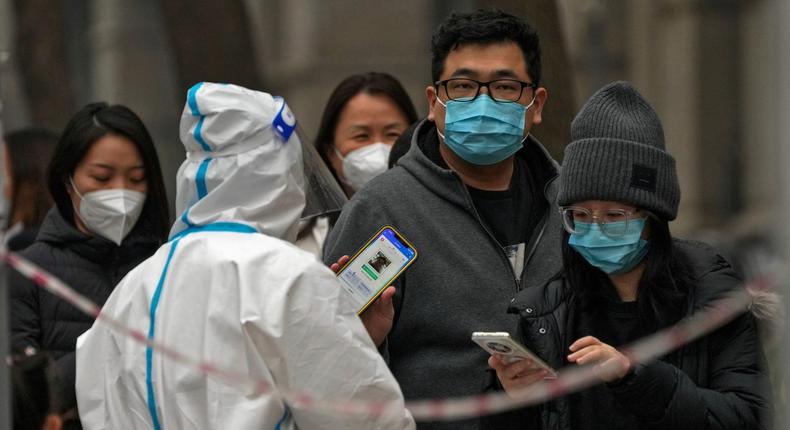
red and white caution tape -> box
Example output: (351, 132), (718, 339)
(0, 246), (767, 422)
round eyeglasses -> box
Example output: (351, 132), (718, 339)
(559, 206), (647, 237)
(434, 78), (536, 103)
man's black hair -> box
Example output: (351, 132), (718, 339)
(431, 9), (542, 86)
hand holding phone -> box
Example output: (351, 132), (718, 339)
(335, 226), (417, 315)
(472, 332), (557, 378)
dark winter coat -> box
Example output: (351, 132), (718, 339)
(8, 207), (160, 420)
(5, 225), (40, 251)
(484, 239), (772, 430)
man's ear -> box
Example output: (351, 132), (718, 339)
(530, 87), (548, 126)
(426, 85), (438, 122)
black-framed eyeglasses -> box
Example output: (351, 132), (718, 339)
(559, 206), (649, 237)
(434, 78), (536, 103)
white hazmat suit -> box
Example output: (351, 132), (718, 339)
(75, 82), (415, 430)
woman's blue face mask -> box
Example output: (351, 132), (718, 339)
(568, 218), (649, 274)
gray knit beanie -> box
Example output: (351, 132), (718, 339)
(558, 81), (680, 220)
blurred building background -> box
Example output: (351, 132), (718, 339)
(1, 0), (789, 425)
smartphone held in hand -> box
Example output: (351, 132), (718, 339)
(472, 331), (558, 378)
(335, 225), (417, 314)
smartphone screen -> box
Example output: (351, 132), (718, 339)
(336, 226), (417, 314)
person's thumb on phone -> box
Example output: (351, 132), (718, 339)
(361, 286), (396, 347)
(378, 286), (396, 306)
(329, 255), (350, 273)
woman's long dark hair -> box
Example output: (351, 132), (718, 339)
(4, 128), (57, 229)
(563, 216), (691, 332)
(47, 102), (170, 243)
(314, 72), (418, 183)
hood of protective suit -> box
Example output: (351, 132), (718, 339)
(171, 82), (305, 241)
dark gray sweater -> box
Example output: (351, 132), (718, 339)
(324, 119), (563, 429)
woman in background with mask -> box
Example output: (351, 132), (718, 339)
(298, 72), (417, 256)
(485, 82), (771, 429)
(315, 72), (417, 196)
(8, 102), (169, 429)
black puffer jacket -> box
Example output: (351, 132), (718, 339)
(8, 207), (160, 419)
(484, 239), (772, 429)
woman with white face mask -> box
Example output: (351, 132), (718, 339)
(315, 72), (418, 197)
(8, 102), (169, 429)
(296, 72), (418, 257)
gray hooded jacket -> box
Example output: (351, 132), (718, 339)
(324, 119), (563, 429)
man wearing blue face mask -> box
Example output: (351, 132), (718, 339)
(324, 9), (563, 429)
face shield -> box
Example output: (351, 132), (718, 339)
(270, 97), (347, 221)
(297, 126), (347, 220)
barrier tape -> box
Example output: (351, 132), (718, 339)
(0, 246), (771, 422)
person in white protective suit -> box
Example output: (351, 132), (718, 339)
(75, 82), (415, 430)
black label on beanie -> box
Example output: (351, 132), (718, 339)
(631, 164), (657, 192)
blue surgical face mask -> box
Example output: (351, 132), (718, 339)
(568, 219), (649, 274)
(436, 95), (533, 165)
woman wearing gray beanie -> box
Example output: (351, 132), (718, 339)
(485, 81), (771, 429)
